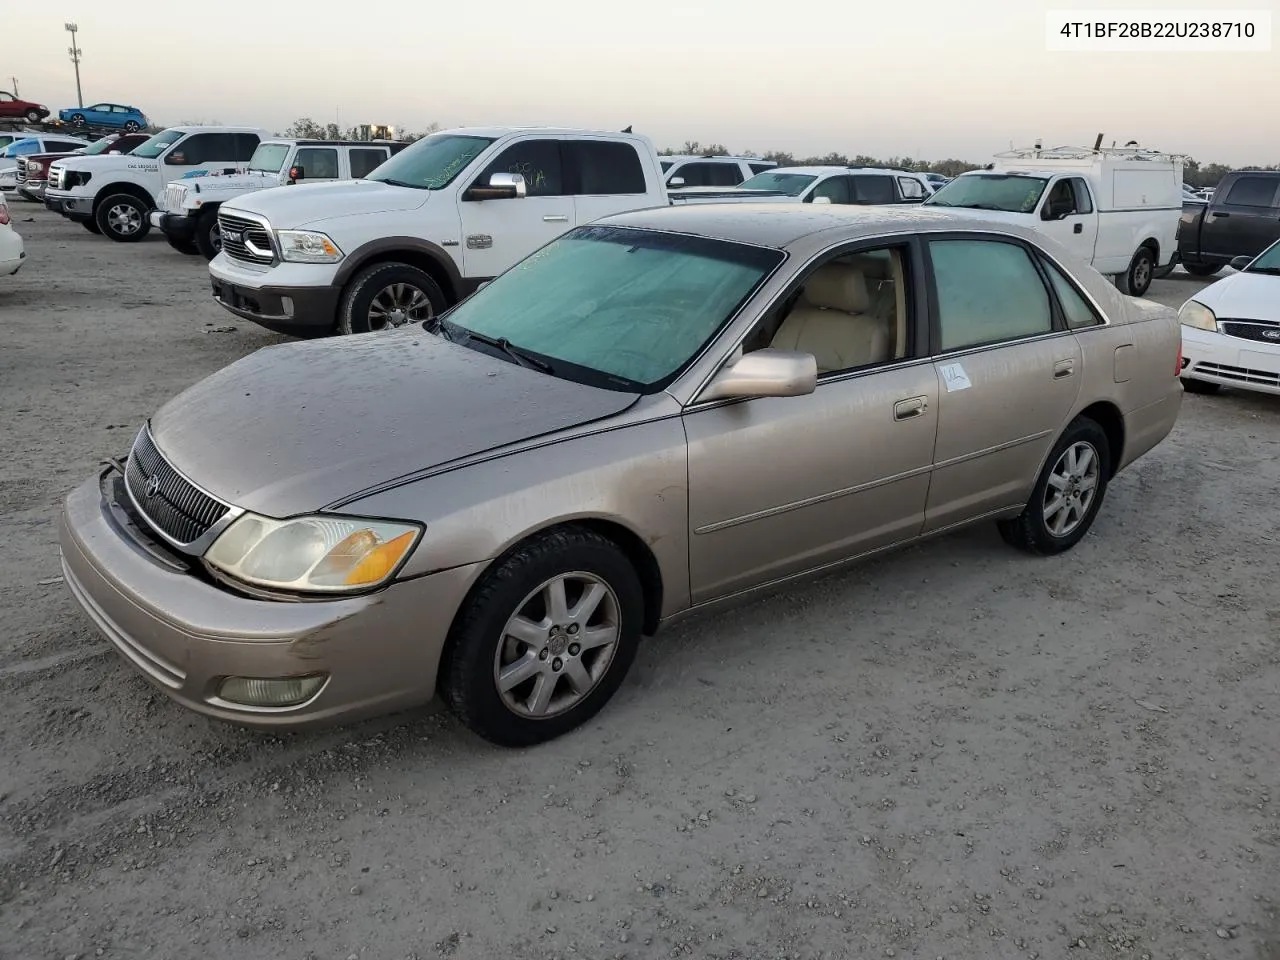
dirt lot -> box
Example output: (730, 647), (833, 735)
(1, 206), (1278, 960)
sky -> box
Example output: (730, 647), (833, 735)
(6, 0), (1278, 165)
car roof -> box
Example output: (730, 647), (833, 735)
(662, 155), (775, 163)
(260, 139), (402, 148)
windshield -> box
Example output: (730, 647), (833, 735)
(130, 129), (185, 159)
(925, 174), (1049, 212)
(440, 225), (784, 391)
(1245, 240), (1280, 274)
(738, 172), (817, 196)
(249, 143), (290, 173)
(366, 134), (494, 189)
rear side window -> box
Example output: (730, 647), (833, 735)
(930, 239), (1053, 351)
(897, 176), (924, 200)
(478, 139), (564, 196)
(851, 175), (896, 204)
(1224, 176), (1280, 208)
(349, 148), (388, 179)
(749, 162), (775, 175)
(50, 140), (87, 152)
(569, 140), (647, 195)
(294, 147), (339, 178)
(671, 161), (742, 187)
(1041, 256), (1103, 329)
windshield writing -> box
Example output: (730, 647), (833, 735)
(442, 226), (783, 391)
(925, 174), (1049, 213)
(367, 134), (495, 189)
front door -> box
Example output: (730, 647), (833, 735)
(922, 236), (1082, 532)
(458, 137), (576, 281)
(1201, 175), (1280, 261)
(684, 241), (937, 603)
(1037, 177), (1099, 265)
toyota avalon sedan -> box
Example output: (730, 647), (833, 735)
(59, 205), (1184, 746)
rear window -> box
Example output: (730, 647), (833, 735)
(349, 148), (388, 179)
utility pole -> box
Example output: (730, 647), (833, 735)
(9, 77), (18, 97)
(65, 22), (83, 108)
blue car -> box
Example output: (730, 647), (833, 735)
(58, 102), (148, 132)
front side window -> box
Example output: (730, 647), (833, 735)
(739, 171), (817, 196)
(130, 129), (185, 159)
(348, 147), (388, 179)
(930, 239), (1053, 351)
(476, 139), (563, 196)
(440, 225), (783, 391)
(294, 147), (339, 178)
(1042, 179), (1079, 219)
(926, 174), (1050, 213)
(174, 133), (234, 165)
(809, 176), (850, 204)
(366, 134), (495, 190)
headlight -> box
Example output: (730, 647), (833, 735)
(205, 513), (422, 594)
(1178, 299), (1218, 332)
(275, 229), (343, 263)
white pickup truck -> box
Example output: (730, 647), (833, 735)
(44, 125), (270, 240)
(153, 137), (409, 258)
(922, 145), (1183, 297)
(210, 125), (725, 336)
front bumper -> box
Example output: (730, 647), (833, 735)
(44, 189), (93, 222)
(1181, 325), (1280, 396)
(59, 466), (484, 730)
(18, 180), (47, 202)
(153, 211), (196, 241)
(209, 258), (341, 335)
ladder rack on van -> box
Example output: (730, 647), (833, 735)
(994, 144), (1189, 164)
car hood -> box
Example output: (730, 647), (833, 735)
(1192, 271), (1279, 320)
(223, 179), (429, 228)
(147, 329), (638, 517)
(56, 154), (153, 174)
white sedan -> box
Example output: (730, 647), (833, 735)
(1179, 239), (1280, 396)
(0, 196), (25, 277)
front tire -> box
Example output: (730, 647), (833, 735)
(124, 120), (140, 133)
(337, 261), (447, 335)
(998, 417), (1111, 556)
(1117, 246), (1155, 296)
(1181, 377), (1221, 395)
(440, 527), (645, 747)
(194, 208), (222, 260)
(1183, 262), (1222, 278)
(81, 219), (101, 234)
(165, 234), (199, 255)
(24, 109), (42, 123)
(70, 113), (86, 127)
(95, 194), (151, 242)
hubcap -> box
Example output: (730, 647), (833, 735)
(367, 282), (433, 330)
(107, 203), (141, 235)
(1042, 441), (1100, 538)
(493, 572), (621, 719)
(1133, 257), (1150, 290)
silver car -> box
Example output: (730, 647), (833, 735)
(59, 205), (1184, 745)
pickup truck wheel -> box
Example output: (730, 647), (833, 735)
(165, 234), (199, 256)
(82, 219), (101, 235)
(1118, 247), (1155, 296)
(338, 262), (446, 335)
(194, 209), (222, 260)
(1183, 262), (1222, 277)
(997, 417), (1111, 556)
(95, 194), (151, 243)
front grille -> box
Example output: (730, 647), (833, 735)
(1194, 362), (1280, 389)
(162, 183), (186, 213)
(15, 158), (26, 184)
(49, 167), (63, 190)
(1218, 320), (1280, 346)
(124, 426), (230, 547)
(218, 212), (275, 265)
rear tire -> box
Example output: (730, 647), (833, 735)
(124, 120), (140, 133)
(24, 109), (42, 124)
(194, 208), (222, 260)
(81, 219), (101, 234)
(165, 234), (199, 256)
(1183, 262), (1222, 278)
(70, 113), (86, 127)
(997, 417), (1111, 556)
(1117, 246), (1155, 296)
(440, 526), (644, 747)
(95, 194), (151, 242)
(337, 261), (447, 335)
(1181, 377), (1221, 395)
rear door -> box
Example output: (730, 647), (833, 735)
(922, 234), (1082, 532)
(850, 174), (898, 205)
(347, 146), (390, 180)
(1036, 176), (1099, 265)
(1201, 175), (1280, 260)
(565, 138), (654, 225)
(0, 93), (18, 119)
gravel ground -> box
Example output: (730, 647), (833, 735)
(2, 206), (1278, 960)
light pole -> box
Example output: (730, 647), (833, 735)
(65, 22), (83, 109)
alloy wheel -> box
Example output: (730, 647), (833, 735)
(367, 282), (434, 330)
(1042, 441), (1100, 537)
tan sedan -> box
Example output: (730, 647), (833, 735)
(59, 205), (1183, 745)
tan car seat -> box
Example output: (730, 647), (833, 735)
(771, 264), (891, 373)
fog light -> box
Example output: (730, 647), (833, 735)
(218, 674), (326, 707)
(280, 296), (294, 317)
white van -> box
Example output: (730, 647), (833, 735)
(924, 144), (1183, 296)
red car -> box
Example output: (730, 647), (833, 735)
(16, 132), (150, 203)
(0, 90), (51, 124)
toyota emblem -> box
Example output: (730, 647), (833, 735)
(145, 475), (161, 498)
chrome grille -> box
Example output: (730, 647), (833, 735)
(124, 426), (230, 547)
(218, 212), (275, 265)
(163, 182), (187, 213)
(1218, 320), (1280, 346)
(49, 167), (64, 190)
(15, 157), (27, 184)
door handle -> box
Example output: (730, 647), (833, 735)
(893, 396), (928, 420)
(1073, 223), (1083, 234)
(542, 215), (569, 223)
(1212, 212), (1230, 218)
(1053, 359), (1075, 379)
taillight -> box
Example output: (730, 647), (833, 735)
(0, 204), (9, 226)
(1176, 339), (1182, 376)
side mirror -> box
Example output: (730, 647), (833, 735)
(668, 176), (686, 188)
(288, 164), (304, 183)
(463, 171), (526, 201)
(699, 348), (818, 402)
(811, 195), (833, 205)
(165, 152), (186, 165)
(1230, 255), (1253, 271)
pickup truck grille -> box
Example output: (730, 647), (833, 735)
(49, 166), (63, 190)
(124, 425), (230, 548)
(1218, 320), (1280, 346)
(163, 183), (187, 213)
(218, 212), (275, 265)
(15, 158), (27, 184)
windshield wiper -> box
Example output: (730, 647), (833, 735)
(375, 178), (428, 190)
(464, 330), (553, 373)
